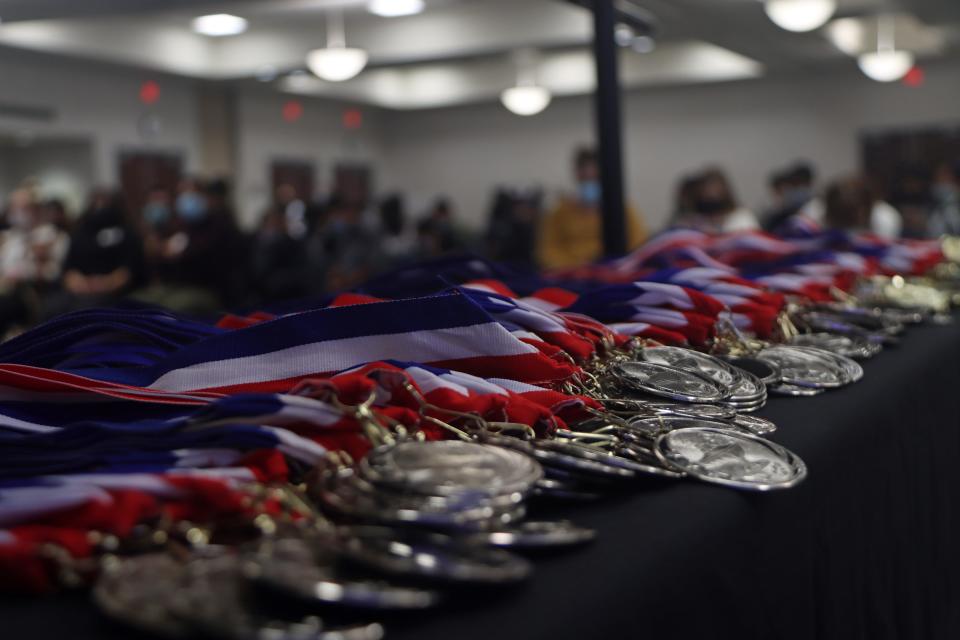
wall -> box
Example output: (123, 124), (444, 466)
(234, 89), (388, 229)
(0, 47), (958, 234)
(0, 49), (201, 190)
(0, 140), (95, 215)
(379, 61), (960, 232)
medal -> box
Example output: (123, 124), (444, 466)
(654, 427), (807, 491)
(756, 345), (848, 389)
(335, 526), (533, 585)
(610, 361), (729, 404)
(465, 520), (597, 550)
(246, 538), (440, 611)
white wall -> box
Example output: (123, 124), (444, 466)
(380, 62), (960, 232)
(234, 88), (388, 229)
(0, 141), (94, 214)
(0, 47), (958, 235)
(0, 50), (201, 189)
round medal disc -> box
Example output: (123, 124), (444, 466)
(646, 402), (739, 420)
(720, 356), (782, 386)
(769, 383), (826, 397)
(638, 346), (740, 387)
(247, 543), (440, 611)
(756, 346), (846, 389)
(730, 413), (777, 436)
(612, 361), (729, 403)
(336, 526), (533, 585)
(465, 520), (597, 550)
(94, 553), (191, 638)
(654, 427), (807, 491)
(362, 440), (542, 498)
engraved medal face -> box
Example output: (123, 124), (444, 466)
(654, 427), (806, 491)
(757, 346), (846, 388)
(613, 361), (727, 403)
(638, 346), (739, 387)
(363, 440), (542, 497)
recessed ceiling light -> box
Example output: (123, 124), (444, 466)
(192, 14), (248, 37)
(368, 0), (425, 18)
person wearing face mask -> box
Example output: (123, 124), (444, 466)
(677, 168), (759, 234)
(765, 163), (822, 232)
(928, 161), (960, 238)
(133, 178), (245, 314)
(537, 147), (647, 270)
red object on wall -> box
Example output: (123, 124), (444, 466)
(283, 100), (304, 122)
(902, 66), (924, 88)
(139, 81), (161, 105)
(343, 108), (363, 130)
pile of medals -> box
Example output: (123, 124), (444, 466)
(4, 232), (960, 640)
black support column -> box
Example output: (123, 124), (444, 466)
(590, 0), (627, 257)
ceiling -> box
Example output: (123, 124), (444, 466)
(0, 0), (955, 110)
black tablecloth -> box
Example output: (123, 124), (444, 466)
(4, 318), (960, 640)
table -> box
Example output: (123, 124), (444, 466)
(5, 317), (960, 640)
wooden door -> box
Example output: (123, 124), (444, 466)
(271, 160), (315, 202)
(118, 151), (183, 216)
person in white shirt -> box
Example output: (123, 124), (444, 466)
(675, 168), (760, 234)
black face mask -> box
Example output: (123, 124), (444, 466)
(694, 197), (729, 216)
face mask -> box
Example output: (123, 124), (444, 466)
(577, 181), (601, 207)
(694, 197), (729, 216)
(143, 202), (170, 227)
(176, 192), (207, 223)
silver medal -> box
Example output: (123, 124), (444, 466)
(654, 427), (807, 491)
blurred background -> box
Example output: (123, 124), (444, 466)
(0, 0), (957, 326)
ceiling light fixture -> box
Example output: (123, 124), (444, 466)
(764, 0), (836, 33)
(500, 50), (551, 116)
(306, 10), (368, 82)
(368, 0), (425, 18)
(857, 15), (914, 82)
(192, 13), (248, 37)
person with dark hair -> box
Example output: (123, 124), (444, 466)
(673, 174), (702, 223)
(133, 177), (245, 313)
(823, 177), (873, 232)
(43, 188), (144, 317)
(485, 187), (541, 270)
(676, 168), (759, 233)
(765, 162), (822, 231)
(538, 146), (647, 269)
(308, 193), (382, 293)
(416, 197), (464, 259)
(377, 193), (415, 266)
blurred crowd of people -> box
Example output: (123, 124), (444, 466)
(0, 148), (957, 334)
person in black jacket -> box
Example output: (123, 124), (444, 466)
(43, 188), (144, 317)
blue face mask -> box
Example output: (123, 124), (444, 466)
(143, 202), (170, 227)
(577, 180), (601, 207)
(176, 192), (207, 223)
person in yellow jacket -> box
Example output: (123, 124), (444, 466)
(537, 147), (648, 270)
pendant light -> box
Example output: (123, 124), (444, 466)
(500, 50), (551, 117)
(857, 15), (914, 82)
(764, 0), (836, 33)
(306, 10), (368, 82)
